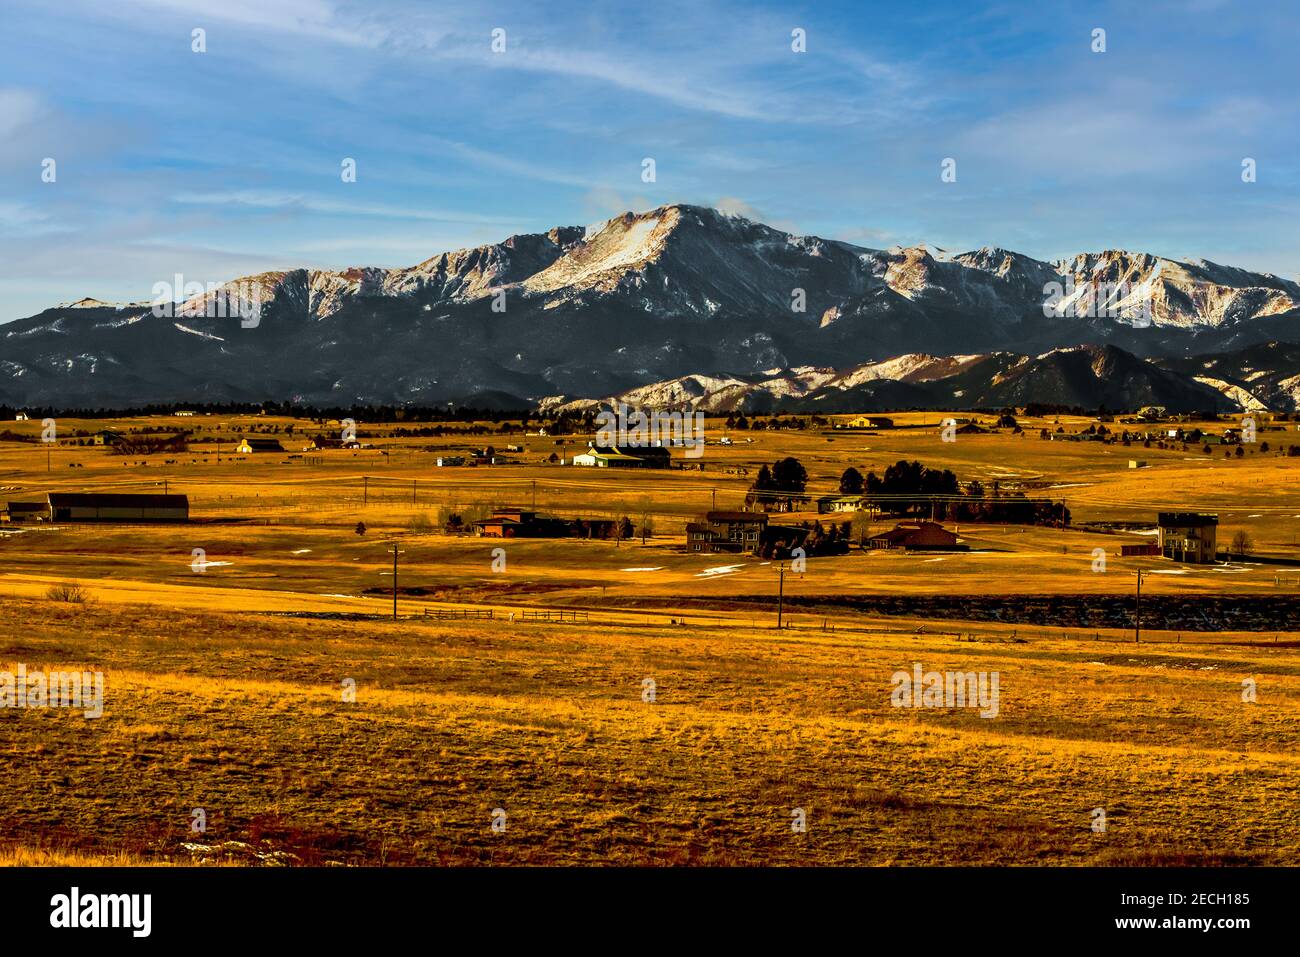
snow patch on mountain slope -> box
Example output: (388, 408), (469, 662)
(525, 210), (672, 293)
(1194, 375), (1268, 411)
(173, 323), (225, 342)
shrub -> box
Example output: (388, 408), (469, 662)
(46, 582), (87, 603)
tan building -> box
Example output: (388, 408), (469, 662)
(1157, 512), (1218, 563)
(844, 416), (894, 429)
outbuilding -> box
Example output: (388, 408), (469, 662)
(46, 493), (189, 523)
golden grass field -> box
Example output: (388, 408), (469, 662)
(1, 410), (1298, 865)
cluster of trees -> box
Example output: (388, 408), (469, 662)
(723, 415), (829, 431)
(112, 435), (189, 455)
(859, 460), (959, 510)
(841, 459), (1069, 527)
(386, 424), (522, 437)
(758, 520), (853, 560)
(0, 401), (539, 422)
(745, 457), (809, 510)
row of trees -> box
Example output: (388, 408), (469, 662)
(838, 459), (1068, 526)
(722, 415), (830, 431)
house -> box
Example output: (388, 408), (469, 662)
(472, 508), (560, 537)
(570, 444), (669, 468)
(817, 494), (865, 514)
(13, 413), (29, 422)
(91, 430), (125, 447)
(304, 435), (344, 451)
(845, 416), (893, 429)
(235, 437), (284, 454)
(46, 492), (189, 523)
(867, 520), (961, 551)
(3, 501), (46, 523)
(173, 410), (196, 417)
(1128, 460), (1147, 469)
(685, 511), (768, 553)
(1157, 512), (1218, 563)
(470, 507), (616, 539)
(955, 422), (988, 435)
(571, 447), (644, 468)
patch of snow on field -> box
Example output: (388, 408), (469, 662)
(1147, 569), (1188, 575)
(190, 560), (233, 568)
(621, 566), (664, 572)
(696, 564), (744, 578)
(291, 549), (312, 554)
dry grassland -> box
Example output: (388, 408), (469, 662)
(1, 411), (1298, 864)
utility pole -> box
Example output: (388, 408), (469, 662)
(777, 562), (785, 630)
(1135, 568), (1143, 644)
(711, 488), (717, 512)
(387, 540), (397, 624)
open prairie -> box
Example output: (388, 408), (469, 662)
(1, 410), (1298, 865)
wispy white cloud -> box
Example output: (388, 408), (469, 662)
(0, 87), (41, 138)
(171, 190), (526, 226)
(110, 0), (381, 46)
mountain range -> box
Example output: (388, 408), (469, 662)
(5, 203), (1300, 412)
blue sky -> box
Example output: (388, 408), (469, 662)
(2, 0), (1297, 322)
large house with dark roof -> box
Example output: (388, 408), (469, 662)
(867, 520), (961, 551)
(686, 511), (769, 553)
(1157, 512), (1218, 563)
(470, 507), (616, 539)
